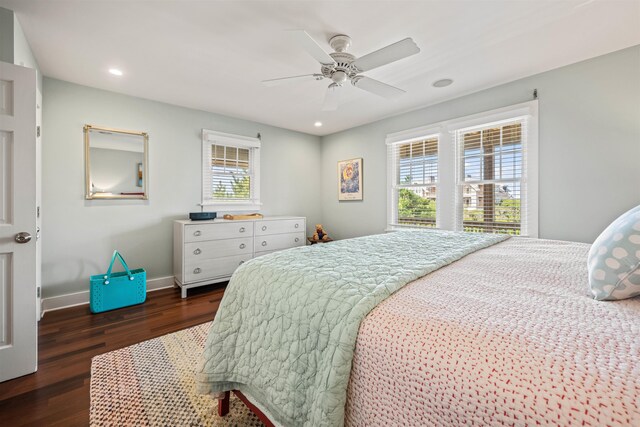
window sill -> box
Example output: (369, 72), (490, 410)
(385, 224), (441, 232)
(200, 201), (262, 212)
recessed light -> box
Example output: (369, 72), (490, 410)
(314, 121), (322, 127)
(432, 78), (453, 88)
(109, 68), (123, 76)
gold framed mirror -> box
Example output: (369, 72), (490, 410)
(84, 125), (149, 200)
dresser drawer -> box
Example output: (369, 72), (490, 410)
(185, 237), (252, 262)
(185, 254), (251, 283)
(255, 219), (305, 236)
(185, 222), (253, 243)
(255, 232), (305, 252)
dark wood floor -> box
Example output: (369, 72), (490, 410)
(0, 283), (226, 426)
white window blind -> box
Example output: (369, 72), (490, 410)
(388, 134), (439, 228)
(202, 130), (261, 209)
(455, 118), (528, 235)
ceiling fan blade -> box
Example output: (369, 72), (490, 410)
(353, 38), (420, 72)
(262, 74), (323, 87)
(352, 76), (405, 99)
(288, 30), (336, 66)
(322, 83), (342, 111)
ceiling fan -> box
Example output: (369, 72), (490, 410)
(262, 31), (420, 111)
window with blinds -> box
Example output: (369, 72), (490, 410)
(202, 130), (260, 208)
(456, 119), (526, 235)
(210, 145), (251, 199)
(390, 135), (439, 228)
(386, 101), (537, 237)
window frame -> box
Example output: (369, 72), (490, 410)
(386, 100), (538, 237)
(455, 118), (526, 235)
(201, 129), (261, 211)
(387, 128), (442, 229)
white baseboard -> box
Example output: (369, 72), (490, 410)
(41, 276), (176, 315)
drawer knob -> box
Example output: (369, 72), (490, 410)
(239, 227), (245, 233)
(295, 223), (299, 228)
(295, 237), (299, 242)
(261, 241), (267, 247)
(193, 230), (202, 237)
(193, 267), (201, 274)
(240, 243), (246, 249)
(193, 248), (201, 255)
(262, 226), (267, 231)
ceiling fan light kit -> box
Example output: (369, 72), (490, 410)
(263, 30), (420, 111)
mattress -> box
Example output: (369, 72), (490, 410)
(345, 237), (640, 426)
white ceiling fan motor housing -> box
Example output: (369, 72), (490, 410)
(322, 34), (358, 86)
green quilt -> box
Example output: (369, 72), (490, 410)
(197, 230), (508, 426)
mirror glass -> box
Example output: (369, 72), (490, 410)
(85, 125), (148, 199)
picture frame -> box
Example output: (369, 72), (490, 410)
(338, 158), (363, 201)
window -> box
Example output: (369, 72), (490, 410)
(202, 129), (261, 210)
(386, 101), (538, 237)
(388, 135), (439, 228)
(456, 120), (525, 235)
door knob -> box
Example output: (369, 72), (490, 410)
(15, 232), (32, 244)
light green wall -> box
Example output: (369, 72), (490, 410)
(320, 45), (640, 243)
(0, 7), (14, 63)
(42, 78), (322, 298)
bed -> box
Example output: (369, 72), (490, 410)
(196, 230), (640, 426)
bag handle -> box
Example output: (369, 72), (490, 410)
(103, 250), (134, 284)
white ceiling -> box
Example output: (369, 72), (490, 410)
(2, 0), (639, 136)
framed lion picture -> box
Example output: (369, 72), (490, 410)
(338, 158), (363, 201)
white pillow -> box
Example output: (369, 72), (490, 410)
(588, 205), (640, 301)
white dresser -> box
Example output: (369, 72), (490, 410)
(173, 216), (306, 297)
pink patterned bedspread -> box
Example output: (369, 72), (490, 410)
(345, 238), (640, 426)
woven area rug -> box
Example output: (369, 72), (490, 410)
(90, 322), (263, 426)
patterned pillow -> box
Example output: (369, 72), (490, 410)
(588, 205), (640, 301)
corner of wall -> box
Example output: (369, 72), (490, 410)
(12, 12), (43, 92)
(0, 7), (14, 63)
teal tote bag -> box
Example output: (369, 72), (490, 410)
(90, 250), (146, 313)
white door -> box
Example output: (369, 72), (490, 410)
(0, 62), (38, 382)
(36, 89), (42, 320)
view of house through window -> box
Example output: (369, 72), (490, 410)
(395, 136), (438, 227)
(459, 121), (523, 235)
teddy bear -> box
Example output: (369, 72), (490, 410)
(312, 224), (330, 241)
